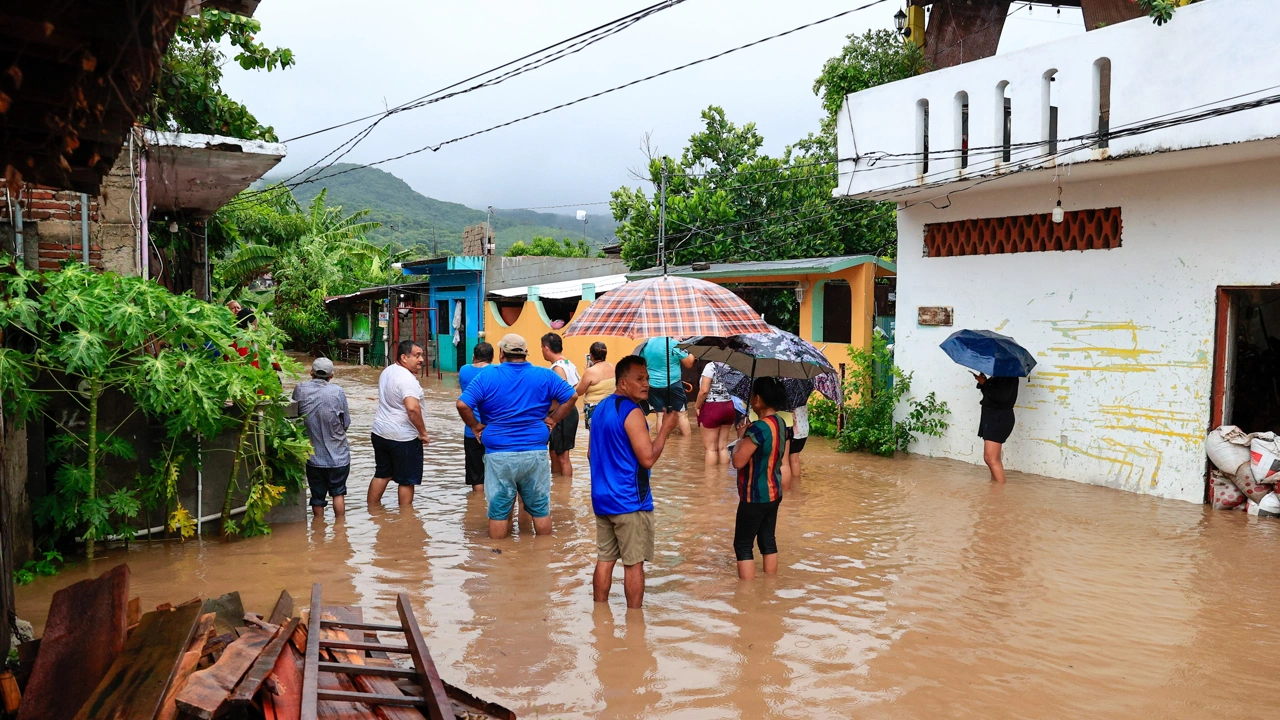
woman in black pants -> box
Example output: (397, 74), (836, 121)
(975, 373), (1018, 483)
(730, 377), (790, 579)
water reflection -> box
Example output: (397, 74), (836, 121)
(14, 364), (1280, 719)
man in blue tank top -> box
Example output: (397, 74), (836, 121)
(588, 355), (680, 609)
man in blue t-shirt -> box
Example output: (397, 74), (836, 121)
(457, 342), (493, 492)
(457, 333), (577, 539)
(587, 355), (679, 609)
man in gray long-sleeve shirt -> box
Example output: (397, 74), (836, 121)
(292, 357), (351, 518)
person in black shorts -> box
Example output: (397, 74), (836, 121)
(975, 373), (1019, 483)
(458, 342), (493, 492)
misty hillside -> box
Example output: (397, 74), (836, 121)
(276, 164), (616, 255)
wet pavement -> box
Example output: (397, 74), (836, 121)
(15, 361), (1280, 719)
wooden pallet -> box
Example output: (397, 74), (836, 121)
(300, 583), (515, 720)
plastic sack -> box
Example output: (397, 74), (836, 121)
(1210, 470), (1246, 510)
(1230, 467), (1274, 503)
(1250, 432), (1280, 483)
(1206, 425), (1253, 475)
(1259, 492), (1280, 518)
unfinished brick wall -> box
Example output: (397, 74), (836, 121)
(924, 207), (1123, 257)
(1, 187), (103, 270)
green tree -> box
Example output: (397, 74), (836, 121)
(812, 29), (929, 145)
(506, 236), (594, 258)
(145, 9), (295, 140)
(213, 188), (392, 348)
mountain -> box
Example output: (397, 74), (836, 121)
(278, 164), (616, 255)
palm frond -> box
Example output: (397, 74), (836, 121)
(216, 243), (279, 288)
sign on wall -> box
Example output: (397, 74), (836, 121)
(918, 306), (954, 326)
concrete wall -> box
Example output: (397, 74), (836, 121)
(485, 256), (630, 291)
(835, 0), (1280, 201)
(892, 152), (1280, 503)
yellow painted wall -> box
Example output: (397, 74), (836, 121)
(484, 299), (634, 374)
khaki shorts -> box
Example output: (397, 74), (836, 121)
(595, 511), (654, 566)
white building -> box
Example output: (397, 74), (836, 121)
(834, 0), (1280, 503)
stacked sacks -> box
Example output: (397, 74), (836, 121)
(1205, 426), (1277, 510)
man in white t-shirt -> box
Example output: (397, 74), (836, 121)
(368, 340), (430, 508)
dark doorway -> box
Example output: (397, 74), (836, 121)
(1213, 288), (1280, 434)
(454, 300), (466, 370)
(822, 281), (852, 344)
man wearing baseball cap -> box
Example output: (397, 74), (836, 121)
(292, 357), (351, 518)
(457, 333), (577, 539)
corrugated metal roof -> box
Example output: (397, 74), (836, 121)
(627, 255), (895, 280)
(324, 281), (432, 304)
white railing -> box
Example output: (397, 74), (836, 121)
(835, 0), (1280, 200)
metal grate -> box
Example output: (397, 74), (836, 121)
(924, 207), (1122, 258)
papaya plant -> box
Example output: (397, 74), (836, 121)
(0, 256), (305, 557)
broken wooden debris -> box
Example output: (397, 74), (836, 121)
(18, 563), (129, 720)
(175, 626), (275, 719)
(156, 612), (217, 720)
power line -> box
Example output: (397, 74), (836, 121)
(231, 0), (891, 207)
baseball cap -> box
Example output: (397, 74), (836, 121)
(312, 357), (335, 378)
(497, 333), (529, 356)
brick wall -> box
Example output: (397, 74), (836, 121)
(0, 186), (104, 270)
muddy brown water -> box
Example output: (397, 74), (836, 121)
(16, 362), (1280, 719)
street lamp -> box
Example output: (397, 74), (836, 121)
(576, 209), (588, 244)
(894, 8), (910, 38)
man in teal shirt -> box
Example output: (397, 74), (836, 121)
(639, 337), (694, 435)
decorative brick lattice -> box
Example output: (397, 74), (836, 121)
(924, 207), (1122, 258)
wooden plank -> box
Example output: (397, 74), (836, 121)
(320, 640), (411, 654)
(156, 612), (217, 720)
(19, 564), (130, 720)
(443, 683), (518, 720)
(396, 594), (452, 720)
(246, 613), (282, 632)
(229, 617), (300, 706)
(321, 616), (423, 720)
(72, 602), (204, 720)
(175, 626), (274, 719)
(127, 596), (142, 625)
(318, 662), (417, 679)
(265, 641), (305, 720)
(268, 589), (295, 625)
(301, 584), (323, 720)
(320, 620), (405, 633)
(318, 690), (426, 707)
(201, 590), (247, 636)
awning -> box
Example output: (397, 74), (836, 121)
(489, 273), (628, 300)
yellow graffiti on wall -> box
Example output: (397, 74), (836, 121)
(1037, 436), (1164, 489)
(1095, 404), (1203, 442)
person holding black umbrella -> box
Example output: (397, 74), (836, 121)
(974, 373), (1018, 483)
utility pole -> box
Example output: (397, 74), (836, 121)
(658, 167), (667, 274)
(432, 223), (437, 257)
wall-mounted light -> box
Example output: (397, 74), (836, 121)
(794, 286), (805, 304)
(894, 8), (910, 37)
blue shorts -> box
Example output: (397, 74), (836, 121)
(484, 450), (552, 520)
(647, 382), (687, 413)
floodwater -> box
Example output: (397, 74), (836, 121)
(16, 361), (1280, 719)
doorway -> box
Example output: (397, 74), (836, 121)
(1212, 287), (1280, 433)
(454, 299), (467, 370)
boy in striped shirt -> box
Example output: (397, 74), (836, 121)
(730, 377), (790, 580)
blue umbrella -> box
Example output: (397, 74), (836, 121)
(940, 329), (1037, 377)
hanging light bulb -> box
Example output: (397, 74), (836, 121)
(168, 220), (179, 232)
(1052, 185), (1065, 224)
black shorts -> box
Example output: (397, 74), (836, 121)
(464, 435), (485, 486)
(734, 499), (781, 561)
(550, 406), (579, 454)
(306, 464), (349, 507)
(371, 433), (424, 485)
(648, 382), (687, 413)
(789, 437), (808, 455)
(978, 407), (1016, 444)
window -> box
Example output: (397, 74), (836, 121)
(1043, 70), (1059, 158)
(996, 81), (1012, 163)
(822, 281), (852, 344)
(1093, 58), (1112, 149)
(955, 91), (969, 170)
(924, 207), (1123, 257)
(916, 99), (930, 176)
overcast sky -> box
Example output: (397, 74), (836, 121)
(223, 0), (1082, 212)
